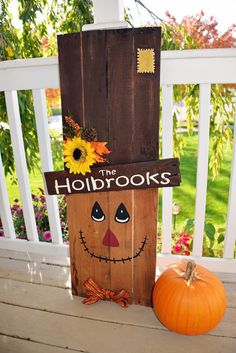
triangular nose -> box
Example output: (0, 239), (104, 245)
(102, 228), (119, 247)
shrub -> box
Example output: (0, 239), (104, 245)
(0, 188), (68, 242)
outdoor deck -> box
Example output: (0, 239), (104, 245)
(0, 249), (235, 353)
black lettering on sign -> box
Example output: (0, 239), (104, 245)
(45, 158), (180, 195)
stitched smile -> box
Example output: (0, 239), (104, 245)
(79, 230), (148, 263)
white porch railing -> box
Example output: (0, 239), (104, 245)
(0, 48), (236, 272)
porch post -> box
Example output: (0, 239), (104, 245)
(82, 0), (129, 31)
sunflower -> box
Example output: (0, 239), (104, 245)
(63, 137), (96, 175)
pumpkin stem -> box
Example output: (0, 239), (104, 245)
(179, 260), (200, 286)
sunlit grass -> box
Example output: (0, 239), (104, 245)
(158, 132), (232, 231)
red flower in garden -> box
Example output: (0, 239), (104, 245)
(172, 233), (192, 255)
(173, 244), (182, 254)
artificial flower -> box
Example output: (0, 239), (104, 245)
(63, 137), (96, 175)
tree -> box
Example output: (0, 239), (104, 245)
(161, 11), (236, 178)
(0, 0), (93, 176)
(1, 1), (235, 179)
(165, 11), (236, 49)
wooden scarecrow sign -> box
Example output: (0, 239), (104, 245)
(45, 28), (181, 307)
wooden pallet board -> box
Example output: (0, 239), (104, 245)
(57, 28), (162, 306)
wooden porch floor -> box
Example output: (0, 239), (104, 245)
(0, 249), (235, 353)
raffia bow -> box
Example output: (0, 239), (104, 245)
(82, 278), (130, 308)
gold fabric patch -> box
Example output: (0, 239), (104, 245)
(137, 48), (155, 74)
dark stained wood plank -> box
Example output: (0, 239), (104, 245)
(45, 158), (180, 195)
(133, 27), (161, 161)
(106, 29), (134, 298)
(77, 29), (111, 293)
(57, 33), (84, 126)
(82, 30), (108, 141)
(131, 28), (161, 306)
(107, 29), (134, 164)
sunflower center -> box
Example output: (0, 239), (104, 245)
(73, 148), (82, 161)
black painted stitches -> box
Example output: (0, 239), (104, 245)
(79, 230), (147, 263)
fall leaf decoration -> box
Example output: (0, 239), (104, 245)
(91, 142), (111, 163)
(63, 115), (111, 174)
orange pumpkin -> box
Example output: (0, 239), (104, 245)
(152, 260), (226, 335)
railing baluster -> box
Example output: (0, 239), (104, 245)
(224, 115), (236, 259)
(32, 89), (63, 245)
(0, 152), (16, 239)
(192, 84), (211, 257)
(161, 84), (173, 254)
(4, 91), (39, 242)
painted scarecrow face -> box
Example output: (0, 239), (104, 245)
(69, 191), (148, 264)
(68, 188), (157, 302)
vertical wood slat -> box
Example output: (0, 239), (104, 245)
(192, 84), (211, 256)
(107, 29), (133, 298)
(161, 84), (173, 254)
(224, 115), (236, 259)
(72, 30), (110, 294)
(0, 152), (16, 239)
(4, 91), (39, 242)
(32, 89), (63, 245)
(132, 27), (161, 305)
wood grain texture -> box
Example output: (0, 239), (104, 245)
(108, 190), (133, 300)
(133, 27), (161, 161)
(130, 28), (161, 304)
(45, 158), (180, 195)
(58, 28), (161, 305)
(1, 276), (236, 335)
(107, 29), (134, 164)
(67, 192), (110, 296)
(1, 303), (236, 353)
(0, 335), (76, 353)
(1, 260), (236, 353)
(133, 189), (158, 306)
(82, 30), (108, 141)
(57, 33), (83, 127)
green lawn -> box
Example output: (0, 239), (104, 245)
(158, 133), (232, 231)
(6, 133), (233, 232)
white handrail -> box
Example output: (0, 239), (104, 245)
(224, 114), (236, 259)
(1, 49), (236, 92)
(0, 152), (16, 239)
(32, 89), (63, 245)
(5, 91), (39, 242)
(192, 84), (211, 257)
(161, 84), (173, 254)
(0, 49), (235, 270)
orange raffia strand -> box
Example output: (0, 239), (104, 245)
(65, 115), (81, 135)
(83, 278), (130, 308)
(91, 141), (111, 163)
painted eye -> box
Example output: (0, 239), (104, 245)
(91, 201), (105, 222)
(115, 203), (130, 223)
